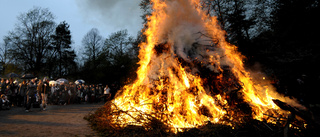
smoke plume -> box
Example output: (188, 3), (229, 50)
(76, 0), (143, 35)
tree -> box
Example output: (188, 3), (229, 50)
(82, 28), (103, 69)
(102, 29), (139, 84)
(204, 0), (229, 30)
(139, 0), (152, 24)
(103, 30), (137, 63)
(5, 7), (56, 74)
(0, 39), (22, 75)
(51, 21), (75, 77)
(0, 39), (11, 75)
(266, 0), (320, 75)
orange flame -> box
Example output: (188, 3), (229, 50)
(109, 0), (303, 133)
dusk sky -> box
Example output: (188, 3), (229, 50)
(0, 0), (143, 52)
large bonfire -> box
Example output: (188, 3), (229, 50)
(89, 0), (306, 134)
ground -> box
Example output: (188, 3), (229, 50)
(1, 103), (319, 137)
(0, 103), (102, 137)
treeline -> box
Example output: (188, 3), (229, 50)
(79, 29), (140, 84)
(1, 0), (319, 87)
(1, 7), (77, 78)
(140, 0), (320, 101)
(0, 7), (140, 85)
(202, 0), (320, 82)
(139, 0), (320, 81)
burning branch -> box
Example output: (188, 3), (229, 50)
(85, 0), (312, 136)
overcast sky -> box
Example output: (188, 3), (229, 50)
(0, 0), (143, 52)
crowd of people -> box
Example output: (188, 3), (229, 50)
(0, 77), (113, 112)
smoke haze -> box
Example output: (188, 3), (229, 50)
(76, 0), (143, 36)
(143, 0), (305, 111)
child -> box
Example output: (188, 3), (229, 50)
(1, 94), (10, 110)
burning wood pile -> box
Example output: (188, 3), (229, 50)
(85, 0), (318, 136)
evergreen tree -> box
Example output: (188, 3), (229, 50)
(51, 21), (75, 77)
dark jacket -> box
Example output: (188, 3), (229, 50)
(19, 83), (27, 96)
(9, 82), (16, 96)
(27, 82), (37, 96)
(43, 81), (50, 94)
(6, 88), (12, 96)
(1, 82), (6, 94)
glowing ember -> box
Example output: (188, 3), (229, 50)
(107, 0), (305, 133)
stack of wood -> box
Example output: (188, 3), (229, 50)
(83, 38), (318, 136)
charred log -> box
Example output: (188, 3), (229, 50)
(154, 42), (171, 56)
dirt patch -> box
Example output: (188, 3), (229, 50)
(0, 103), (101, 137)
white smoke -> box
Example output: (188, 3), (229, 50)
(150, 0), (226, 74)
(145, 0), (305, 111)
(76, 0), (143, 35)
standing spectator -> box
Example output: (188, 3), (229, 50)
(42, 78), (50, 110)
(8, 78), (17, 106)
(59, 85), (67, 105)
(57, 82), (64, 105)
(37, 80), (44, 106)
(96, 85), (102, 103)
(26, 79), (37, 112)
(79, 84), (84, 102)
(18, 80), (27, 107)
(50, 83), (58, 105)
(37, 79), (43, 93)
(70, 83), (76, 104)
(90, 85), (96, 103)
(67, 84), (72, 104)
(0, 78), (6, 95)
(13, 80), (19, 106)
(17, 82), (22, 107)
(83, 85), (88, 102)
(87, 85), (91, 103)
(104, 85), (111, 102)
(76, 85), (82, 104)
(0, 94), (3, 110)
(5, 85), (12, 107)
(110, 83), (118, 100)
